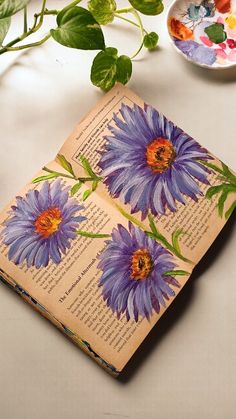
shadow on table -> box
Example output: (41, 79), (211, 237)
(118, 213), (235, 383)
(176, 54), (236, 83)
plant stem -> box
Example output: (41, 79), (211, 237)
(130, 9), (145, 59)
(0, 15), (38, 54)
(63, 0), (82, 10)
(0, 0), (49, 55)
(23, 6), (28, 33)
(34, 9), (59, 18)
(38, 0), (47, 26)
(115, 8), (145, 60)
(114, 14), (148, 35)
(6, 33), (51, 51)
(130, 41), (144, 60)
(116, 7), (133, 14)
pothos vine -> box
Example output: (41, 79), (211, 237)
(0, 0), (164, 90)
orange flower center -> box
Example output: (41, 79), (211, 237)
(34, 207), (62, 238)
(146, 137), (176, 173)
(130, 248), (153, 280)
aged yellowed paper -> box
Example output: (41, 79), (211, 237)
(0, 84), (235, 374)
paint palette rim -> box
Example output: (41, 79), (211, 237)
(166, 0), (236, 69)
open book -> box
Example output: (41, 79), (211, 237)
(0, 84), (235, 376)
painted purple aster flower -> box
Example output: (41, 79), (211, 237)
(98, 223), (180, 322)
(2, 179), (86, 268)
(99, 103), (211, 218)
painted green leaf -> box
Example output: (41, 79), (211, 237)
(57, 154), (75, 176)
(0, 16), (10, 44)
(70, 181), (82, 196)
(32, 173), (60, 184)
(80, 154), (99, 179)
(172, 228), (185, 253)
(143, 32), (159, 49)
(76, 230), (110, 238)
(116, 55), (132, 85)
(218, 190), (229, 217)
(0, 0), (29, 18)
(128, 0), (164, 15)
(164, 270), (189, 276)
(82, 189), (92, 201)
(88, 0), (116, 25)
(204, 23), (227, 44)
(91, 49), (117, 91)
(198, 160), (222, 174)
(206, 185), (224, 199)
(225, 200), (236, 219)
(148, 214), (159, 236)
(92, 180), (99, 191)
(221, 162), (236, 184)
(51, 6), (105, 50)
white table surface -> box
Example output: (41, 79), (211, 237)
(0, 1), (235, 419)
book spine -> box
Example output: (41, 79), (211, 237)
(0, 270), (119, 377)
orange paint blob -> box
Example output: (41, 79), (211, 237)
(169, 17), (193, 41)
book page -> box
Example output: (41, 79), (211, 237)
(0, 85), (235, 374)
(0, 161), (191, 373)
(57, 84), (236, 265)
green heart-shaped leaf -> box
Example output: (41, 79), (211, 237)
(51, 6), (105, 50)
(88, 0), (116, 25)
(128, 0), (164, 16)
(91, 49), (117, 91)
(0, 0), (30, 18)
(143, 32), (159, 49)
(91, 48), (132, 91)
(0, 16), (10, 44)
(116, 55), (132, 85)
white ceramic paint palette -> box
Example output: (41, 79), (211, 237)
(167, 0), (236, 68)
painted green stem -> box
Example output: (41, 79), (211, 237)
(42, 167), (95, 182)
(146, 231), (192, 264)
(200, 160), (236, 185)
(76, 230), (111, 239)
(200, 160), (236, 218)
(116, 205), (193, 264)
(116, 204), (149, 231)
